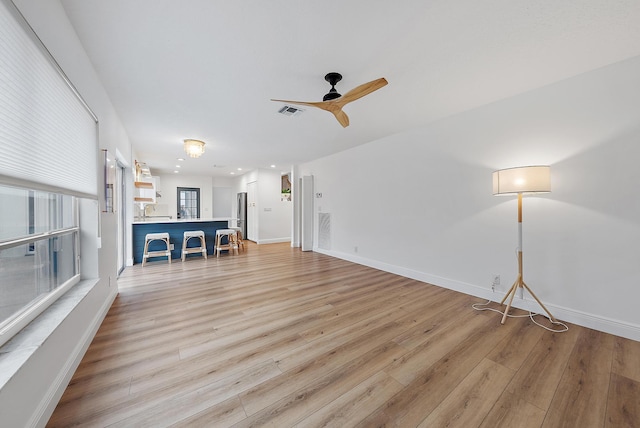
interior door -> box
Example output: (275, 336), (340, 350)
(247, 181), (257, 241)
(301, 175), (313, 251)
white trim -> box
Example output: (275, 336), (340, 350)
(0, 274), (80, 348)
(256, 237), (291, 244)
(316, 247), (640, 342)
(30, 286), (117, 428)
(114, 148), (130, 168)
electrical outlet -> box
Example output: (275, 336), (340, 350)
(492, 274), (500, 292)
(354, 246), (358, 253)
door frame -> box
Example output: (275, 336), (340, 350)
(301, 175), (313, 251)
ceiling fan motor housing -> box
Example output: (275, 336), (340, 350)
(323, 72), (342, 101)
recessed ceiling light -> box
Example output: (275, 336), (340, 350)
(176, 165), (181, 168)
(230, 172), (235, 175)
(177, 158), (185, 161)
(237, 168), (242, 171)
(174, 170), (179, 173)
(271, 164), (276, 168)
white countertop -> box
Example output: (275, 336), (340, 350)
(132, 217), (233, 225)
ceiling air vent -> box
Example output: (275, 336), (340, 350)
(277, 105), (304, 117)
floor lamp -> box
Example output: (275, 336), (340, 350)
(493, 166), (556, 325)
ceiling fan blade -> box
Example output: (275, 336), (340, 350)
(270, 99), (327, 109)
(332, 109), (350, 127)
(272, 98), (351, 127)
(272, 76), (386, 127)
(334, 77), (388, 106)
(272, 98), (347, 116)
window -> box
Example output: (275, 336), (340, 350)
(177, 187), (200, 219)
(0, 184), (80, 346)
(0, 0), (97, 348)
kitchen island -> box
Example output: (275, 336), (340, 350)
(132, 218), (233, 264)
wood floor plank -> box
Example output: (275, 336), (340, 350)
(418, 358), (515, 427)
(294, 371), (404, 428)
(541, 328), (614, 428)
(46, 242), (640, 428)
(177, 306), (322, 359)
(367, 317), (521, 427)
(612, 335), (640, 383)
(129, 346), (275, 398)
(506, 324), (581, 411)
(239, 321), (405, 416)
(168, 396), (247, 428)
(273, 308), (406, 373)
(46, 377), (132, 425)
(108, 360), (281, 427)
(235, 341), (406, 427)
(479, 390), (547, 428)
(385, 307), (495, 385)
(295, 278), (416, 342)
(486, 314), (547, 371)
(605, 373), (640, 428)
(390, 296), (472, 349)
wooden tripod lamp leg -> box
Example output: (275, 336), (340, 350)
(521, 281), (556, 322)
(500, 278), (519, 324)
(499, 192), (556, 325)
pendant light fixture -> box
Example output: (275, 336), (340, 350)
(183, 139), (205, 158)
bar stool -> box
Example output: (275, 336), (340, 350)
(181, 230), (207, 262)
(229, 227), (245, 251)
(215, 229), (238, 257)
(142, 232), (171, 266)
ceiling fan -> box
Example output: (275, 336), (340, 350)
(271, 72), (388, 127)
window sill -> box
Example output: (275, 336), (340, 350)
(0, 278), (99, 390)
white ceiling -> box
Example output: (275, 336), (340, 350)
(59, 0), (640, 177)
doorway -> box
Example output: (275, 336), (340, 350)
(116, 162), (126, 274)
(247, 181), (257, 241)
(301, 175), (313, 251)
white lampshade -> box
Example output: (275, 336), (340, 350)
(493, 165), (551, 195)
(183, 139), (205, 158)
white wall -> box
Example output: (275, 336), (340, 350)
(257, 169), (293, 243)
(212, 176), (235, 218)
(299, 55), (640, 341)
(156, 173), (214, 219)
(2, 0), (132, 425)
(231, 169), (292, 243)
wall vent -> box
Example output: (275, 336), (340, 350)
(318, 212), (331, 250)
(277, 105), (304, 117)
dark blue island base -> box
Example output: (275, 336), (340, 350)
(132, 219), (232, 264)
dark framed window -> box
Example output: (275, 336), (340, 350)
(177, 187), (200, 219)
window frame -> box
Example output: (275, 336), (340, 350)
(177, 187), (200, 219)
(0, 190), (80, 348)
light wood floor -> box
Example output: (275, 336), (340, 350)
(48, 242), (640, 427)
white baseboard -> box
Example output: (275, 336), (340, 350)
(256, 237), (291, 244)
(32, 287), (117, 427)
(316, 248), (640, 342)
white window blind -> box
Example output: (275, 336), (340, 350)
(0, 0), (98, 198)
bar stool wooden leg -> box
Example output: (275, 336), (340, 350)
(142, 239), (150, 267)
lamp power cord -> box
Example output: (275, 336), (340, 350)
(472, 300), (569, 333)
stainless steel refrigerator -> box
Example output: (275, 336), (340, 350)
(237, 192), (247, 239)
